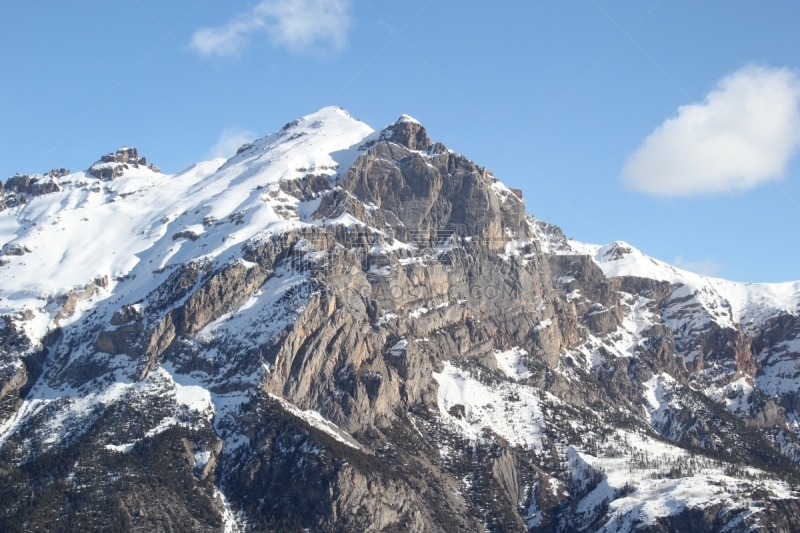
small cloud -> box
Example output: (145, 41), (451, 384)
(190, 0), (352, 58)
(673, 255), (723, 277)
(207, 127), (256, 160)
(622, 65), (800, 197)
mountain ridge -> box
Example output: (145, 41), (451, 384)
(0, 107), (799, 532)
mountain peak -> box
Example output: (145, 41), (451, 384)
(378, 114), (432, 151)
(397, 113), (420, 124)
(225, 106), (374, 175)
(599, 240), (635, 260)
(3, 107), (800, 532)
(280, 106), (360, 131)
(89, 146), (160, 179)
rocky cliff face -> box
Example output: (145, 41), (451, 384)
(0, 107), (799, 532)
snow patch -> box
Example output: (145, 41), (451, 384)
(269, 393), (362, 450)
(433, 362), (547, 450)
(494, 347), (531, 380)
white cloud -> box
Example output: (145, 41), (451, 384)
(673, 255), (723, 277)
(206, 127), (256, 160)
(190, 0), (352, 57)
(622, 65), (800, 196)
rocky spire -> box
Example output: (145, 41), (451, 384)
(379, 115), (433, 151)
(338, 114), (528, 246)
(88, 146), (160, 180)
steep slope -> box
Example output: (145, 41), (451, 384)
(0, 107), (799, 532)
(535, 221), (800, 464)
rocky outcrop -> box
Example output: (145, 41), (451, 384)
(3, 168), (67, 200)
(55, 276), (109, 323)
(379, 115), (433, 151)
(223, 398), (481, 532)
(341, 120), (529, 247)
(129, 259), (270, 380)
(278, 173), (333, 201)
(176, 261), (269, 335)
(549, 254), (622, 335)
(89, 147), (159, 180)
(2, 243), (30, 256)
(0, 364), (26, 401)
(100, 147), (144, 166)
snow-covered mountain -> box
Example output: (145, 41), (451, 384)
(536, 224), (800, 422)
(1, 107), (799, 532)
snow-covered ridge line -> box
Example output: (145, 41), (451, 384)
(537, 223), (800, 328)
(0, 107), (374, 323)
(2, 104), (800, 530)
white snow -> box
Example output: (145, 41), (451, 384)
(433, 362), (546, 450)
(643, 373), (680, 427)
(374, 311), (398, 327)
(194, 450), (212, 468)
(387, 338), (408, 356)
(0, 107), (373, 323)
(0, 399), (46, 446)
(396, 114), (420, 124)
(409, 306), (427, 319)
(567, 291), (657, 371)
(494, 347), (531, 380)
(173, 380), (213, 413)
(569, 430), (796, 532)
(705, 376), (755, 414)
(105, 442), (136, 453)
(560, 240), (800, 331)
(268, 393), (362, 450)
(432, 360), (794, 532)
(215, 488), (242, 533)
(489, 177), (521, 205)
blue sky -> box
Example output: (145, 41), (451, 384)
(1, 1), (799, 282)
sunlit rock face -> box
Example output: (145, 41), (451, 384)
(0, 107), (799, 532)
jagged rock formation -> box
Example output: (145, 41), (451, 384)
(0, 107), (799, 532)
(89, 147), (160, 180)
(0, 168), (70, 210)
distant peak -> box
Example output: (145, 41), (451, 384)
(314, 105), (351, 116)
(100, 147), (142, 165)
(282, 107), (356, 129)
(599, 241), (635, 261)
(89, 146), (160, 180)
(2, 168), (68, 200)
